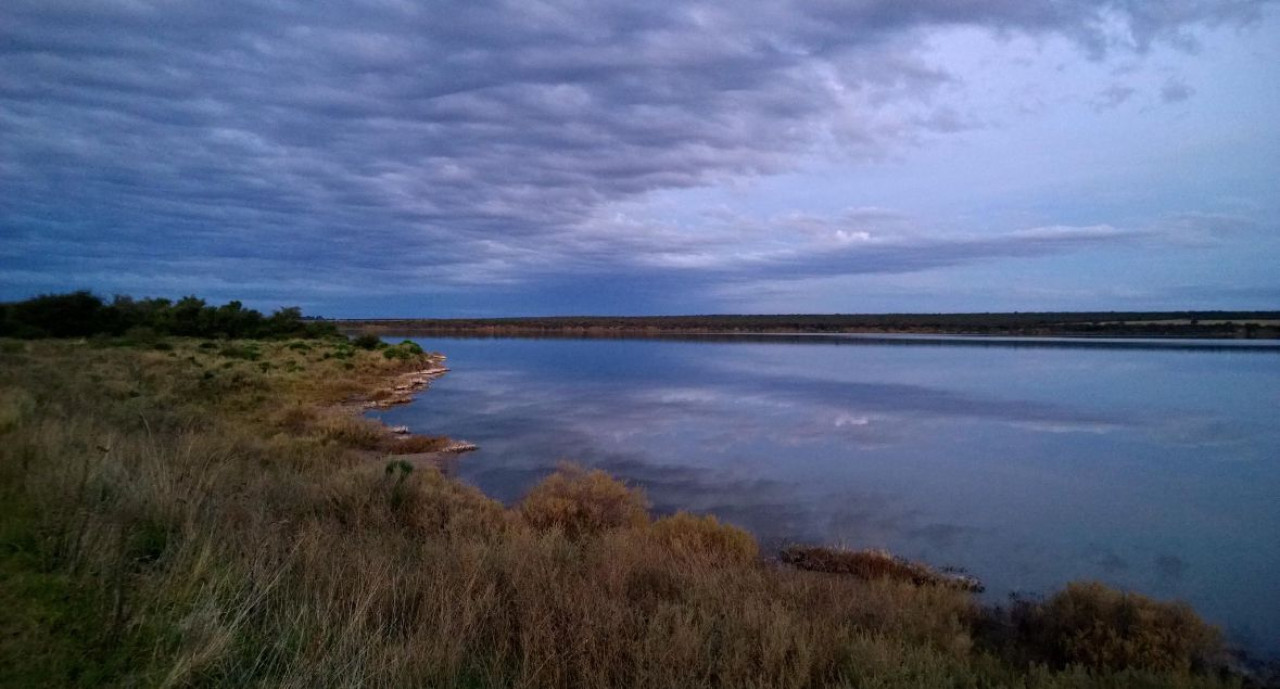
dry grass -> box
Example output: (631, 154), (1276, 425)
(384, 434), (453, 454)
(0, 337), (1240, 688)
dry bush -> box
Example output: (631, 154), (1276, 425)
(272, 404), (319, 434)
(780, 545), (983, 592)
(519, 463), (649, 538)
(1009, 581), (1224, 674)
(651, 511), (758, 564)
(384, 434), (451, 454)
(320, 464), (508, 540)
(316, 414), (385, 449)
(392, 465), (509, 537)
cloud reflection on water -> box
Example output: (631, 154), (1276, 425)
(374, 336), (1280, 656)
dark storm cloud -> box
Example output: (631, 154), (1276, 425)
(0, 0), (1267, 310)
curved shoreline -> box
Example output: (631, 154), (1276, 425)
(344, 340), (1280, 676)
(342, 356), (478, 469)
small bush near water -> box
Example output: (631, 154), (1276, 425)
(519, 462), (650, 537)
(382, 339), (425, 360)
(0, 337), (1245, 688)
(352, 332), (384, 350)
(985, 581), (1226, 674)
(651, 511), (758, 564)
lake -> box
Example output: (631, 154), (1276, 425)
(370, 334), (1280, 656)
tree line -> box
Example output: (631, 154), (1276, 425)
(0, 291), (336, 340)
(339, 311), (1280, 339)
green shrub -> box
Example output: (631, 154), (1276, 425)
(382, 346), (411, 360)
(352, 333), (383, 350)
(381, 340), (424, 360)
(1008, 581), (1223, 673)
(520, 463), (649, 537)
(651, 512), (758, 564)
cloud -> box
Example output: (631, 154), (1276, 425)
(1148, 211), (1259, 246)
(1093, 83), (1137, 110)
(0, 0), (1269, 311)
(1160, 76), (1197, 102)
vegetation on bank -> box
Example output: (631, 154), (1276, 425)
(339, 312), (1280, 340)
(0, 332), (1253, 687)
(0, 291), (337, 340)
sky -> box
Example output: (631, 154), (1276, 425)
(2, 0), (1278, 317)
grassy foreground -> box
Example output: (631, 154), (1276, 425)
(0, 336), (1242, 688)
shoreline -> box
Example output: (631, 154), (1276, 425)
(4, 335), (1275, 685)
(342, 329), (1280, 354)
(337, 339), (1280, 677)
(337, 355), (479, 469)
(331, 312), (1280, 342)
(342, 326), (1280, 341)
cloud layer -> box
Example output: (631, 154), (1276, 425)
(1, 0), (1274, 313)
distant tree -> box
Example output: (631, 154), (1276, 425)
(7, 291), (105, 337)
(0, 291), (335, 340)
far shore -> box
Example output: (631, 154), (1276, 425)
(329, 310), (1280, 341)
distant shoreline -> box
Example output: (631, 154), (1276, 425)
(330, 311), (1280, 341)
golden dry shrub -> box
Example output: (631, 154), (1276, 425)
(324, 464), (508, 538)
(650, 511), (758, 564)
(272, 403), (319, 434)
(395, 465), (508, 537)
(316, 414), (385, 449)
(519, 463), (649, 538)
(1015, 581), (1223, 673)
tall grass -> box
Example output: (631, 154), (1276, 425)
(0, 338), (1240, 688)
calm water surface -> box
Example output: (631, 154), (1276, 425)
(372, 335), (1280, 655)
